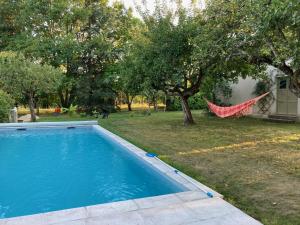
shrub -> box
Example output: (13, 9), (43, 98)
(62, 104), (77, 116)
(253, 78), (273, 95)
(165, 77), (233, 112)
(165, 96), (181, 111)
(0, 90), (14, 122)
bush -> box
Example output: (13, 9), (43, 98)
(188, 92), (208, 110)
(166, 94), (207, 111)
(165, 77), (233, 112)
(165, 96), (181, 111)
(0, 90), (14, 122)
(253, 79), (273, 95)
(62, 104), (77, 116)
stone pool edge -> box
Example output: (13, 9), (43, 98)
(92, 124), (223, 198)
(0, 121), (98, 128)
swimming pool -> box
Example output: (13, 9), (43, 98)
(0, 123), (187, 219)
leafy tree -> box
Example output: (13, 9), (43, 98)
(106, 18), (147, 111)
(0, 0), (134, 110)
(134, 2), (239, 124)
(0, 90), (14, 122)
(0, 0), (22, 50)
(0, 52), (62, 121)
(142, 82), (158, 112)
(110, 61), (144, 111)
(134, 7), (201, 124)
(109, 38), (145, 111)
(205, 0), (300, 96)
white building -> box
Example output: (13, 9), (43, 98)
(228, 66), (300, 120)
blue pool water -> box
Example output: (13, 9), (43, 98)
(0, 127), (185, 218)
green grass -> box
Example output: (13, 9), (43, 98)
(40, 111), (300, 225)
(100, 111), (300, 225)
(38, 114), (96, 122)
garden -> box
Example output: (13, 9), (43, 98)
(0, 0), (299, 224)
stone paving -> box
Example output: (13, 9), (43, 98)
(0, 121), (263, 225)
(0, 192), (262, 225)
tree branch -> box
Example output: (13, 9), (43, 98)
(183, 69), (204, 97)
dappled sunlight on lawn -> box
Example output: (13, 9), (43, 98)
(99, 111), (300, 225)
(178, 133), (300, 155)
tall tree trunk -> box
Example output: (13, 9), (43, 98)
(59, 90), (68, 108)
(165, 95), (173, 111)
(35, 100), (40, 116)
(28, 94), (36, 122)
(180, 95), (194, 125)
(125, 93), (133, 111)
(153, 96), (158, 112)
(147, 100), (151, 115)
(127, 102), (132, 111)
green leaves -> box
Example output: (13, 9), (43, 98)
(0, 90), (14, 122)
(205, 0), (300, 95)
(0, 0), (135, 109)
(0, 51), (62, 101)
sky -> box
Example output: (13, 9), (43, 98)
(109, 0), (205, 17)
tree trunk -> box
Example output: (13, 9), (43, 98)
(125, 93), (133, 111)
(59, 90), (68, 108)
(59, 89), (75, 108)
(180, 95), (194, 125)
(153, 96), (158, 112)
(35, 101), (40, 116)
(127, 102), (132, 111)
(147, 101), (151, 115)
(28, 94), (37, 122)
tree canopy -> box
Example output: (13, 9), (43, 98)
(0, 90), (14, 123)
(0, 52), (62, 121)
(0, 0), (134, 111)
(126, 2), (259, 124)
(205, 0), (300, 95)
(0, 0), (299, 124)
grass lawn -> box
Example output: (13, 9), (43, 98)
(38, 114), (96, 122)
(101, 111), (299, 225)
(40, 111), (300, 225)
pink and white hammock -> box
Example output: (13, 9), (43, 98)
(206, 92), (269, 118)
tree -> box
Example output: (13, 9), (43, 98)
(0, 90), (14, 122)
(136, 8), (199, 124)
(0, 52), (62, 122)
(142, 86), (164, 112)
(0, 0), (22, 50)
(133, 3), (223, 125)
(109, 51), (145, 111)
(205, 0), (300, 96)
(0, 0), (134, 110)
(105, 17), (146, 111)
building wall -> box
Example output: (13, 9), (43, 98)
(228, 66), (300, 116)
(229, 77), (257, 104)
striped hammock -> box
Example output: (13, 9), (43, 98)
(206, 92), (269, 118)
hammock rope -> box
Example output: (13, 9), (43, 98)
(205, 92), (270, 118)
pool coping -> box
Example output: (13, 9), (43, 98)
(92, 124), (222, 198)
(0, 121), (262, 225)
(0, 121), (98, 128)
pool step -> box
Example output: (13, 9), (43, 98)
(265, 114), (297, 123)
